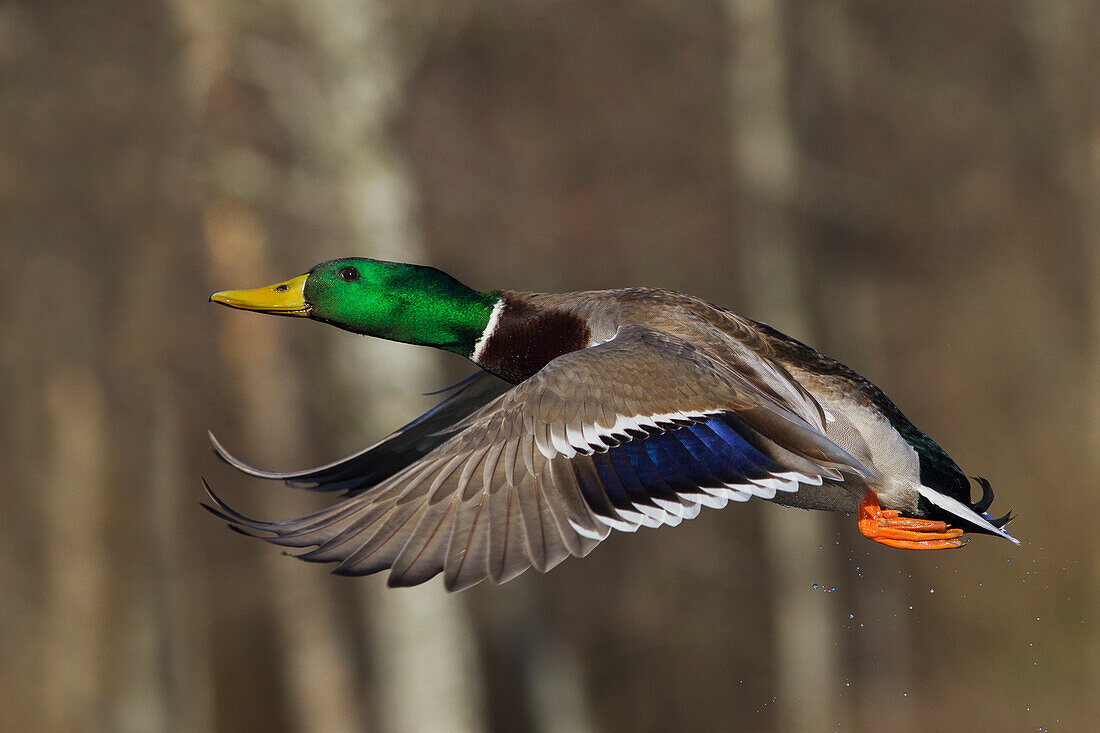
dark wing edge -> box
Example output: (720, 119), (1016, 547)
(208, 370), (513, 496)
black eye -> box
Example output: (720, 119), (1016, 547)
(339, 266), (360, 282)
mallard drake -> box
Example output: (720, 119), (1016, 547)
(206, 258), (1017, 591)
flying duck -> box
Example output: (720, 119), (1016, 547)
(206, 258), (1017, 591)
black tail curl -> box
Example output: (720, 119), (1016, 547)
(971, 476), (1013, 529)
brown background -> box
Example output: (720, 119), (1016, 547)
(2, 1), (1097, 731)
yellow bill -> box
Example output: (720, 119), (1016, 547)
(209, 273), (311, 316)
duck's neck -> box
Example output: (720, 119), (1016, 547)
(470, 292), (592, 383)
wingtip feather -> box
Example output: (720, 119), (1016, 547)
(208, 432), (282, 479)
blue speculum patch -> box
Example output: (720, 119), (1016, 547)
(577, 415), (784, 519)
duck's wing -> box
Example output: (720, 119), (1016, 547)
(204, 326), (871, 591)
(209, 370), (513, 496)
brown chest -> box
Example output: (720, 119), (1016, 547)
(474, 296), (592, 383)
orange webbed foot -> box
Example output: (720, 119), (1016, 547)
(858, 493), (966, 550)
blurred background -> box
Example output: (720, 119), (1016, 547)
(2, 1), (1097, 731)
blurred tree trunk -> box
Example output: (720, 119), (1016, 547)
(206, 201), (367, 733)
(1011, 1), (1100, 700)
(184, 1), (489, 730)
(0, 3), (215, 731)
(177, 0), (369, 726)
(290, 4), (489, 731)
(779, 3), (918, 730)
(728, 0), (843, 729)
(41, 370), (110, 730)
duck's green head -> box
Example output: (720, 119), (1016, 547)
(210, 258), (499, 356)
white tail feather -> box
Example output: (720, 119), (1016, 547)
(915, 485), (1019, 545)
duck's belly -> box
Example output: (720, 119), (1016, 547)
(825, 398), (923, 512)
(767, 395), (924, 514)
